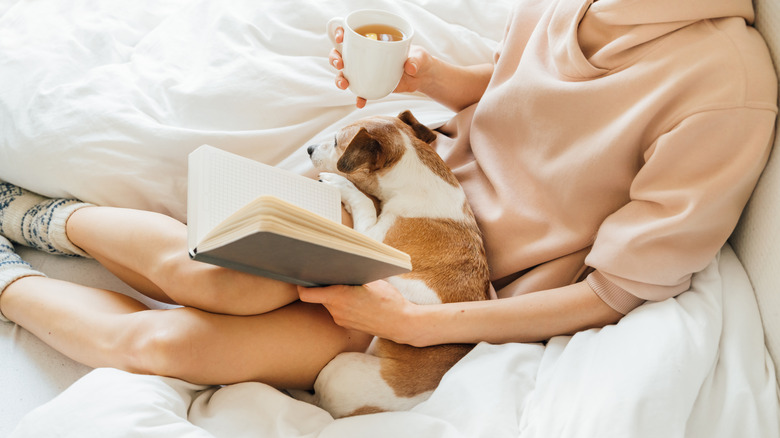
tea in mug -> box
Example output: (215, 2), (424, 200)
(354, 24), (405, 42)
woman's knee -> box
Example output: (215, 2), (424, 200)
(117, 309), (202, 379)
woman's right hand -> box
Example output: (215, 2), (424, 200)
(329, 27), (435, 109)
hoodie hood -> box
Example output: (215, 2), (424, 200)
(577, 0), (756, 69)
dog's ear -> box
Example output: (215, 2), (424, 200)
(398, 110), (437, 144)
(337, 128), (383, 173)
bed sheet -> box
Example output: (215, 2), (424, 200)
(0, 0), (509, 222)
(8, 244), (780, 438)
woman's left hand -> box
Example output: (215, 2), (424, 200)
(297, 280), (417, 344)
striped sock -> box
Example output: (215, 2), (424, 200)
(0, 182), (92, 257)
(0, 236), (45, 322)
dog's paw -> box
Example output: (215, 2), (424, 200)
(319, 172), (377, 231)
(319, 173), (359, 210)
(318, 172), (351, 188)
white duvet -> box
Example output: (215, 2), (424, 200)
(10, 245), (779, 437)
(2, 0), (779, 436)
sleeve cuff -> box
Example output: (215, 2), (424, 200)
(586, 270), (645, 315)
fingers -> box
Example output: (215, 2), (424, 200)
(328, 43), (350, 93)
(328, 27), (345, 69)
(335, 72), (348, 90)
(297, 281), (408, 340)
(329, 48), (344, 70)
(297, 284), (329, 304)
(329, 26), (368, 109)
(297, 284), (353, 305)
(404, 57), (420, 76)
(404, 59), (419, 76)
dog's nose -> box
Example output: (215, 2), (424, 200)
(306, 144), (316, 156)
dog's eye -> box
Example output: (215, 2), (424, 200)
(333, 134), (338, 147)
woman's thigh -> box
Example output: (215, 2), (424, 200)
(137, 300), (373, 389)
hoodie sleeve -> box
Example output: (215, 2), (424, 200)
(584, 106), (776, 313)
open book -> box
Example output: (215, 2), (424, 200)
(187, 145), (412, 286)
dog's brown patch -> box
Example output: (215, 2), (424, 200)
(337, 127), (404, 174)
(375, 339), (474, 398)
(382, 208), (490, 304)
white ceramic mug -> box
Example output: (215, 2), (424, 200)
(327, 10), (414, 100)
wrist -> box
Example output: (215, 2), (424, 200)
(397, 301), (433, 347)
(398, 300), (466, 348)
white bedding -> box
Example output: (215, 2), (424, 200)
(9, 245), (779, 437)
(2, 0), (780, 436)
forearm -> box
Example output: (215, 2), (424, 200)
(403, 281), (624, 347)
(420, 59), (494, 112)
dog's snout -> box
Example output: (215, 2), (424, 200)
(306, 144), (316, 156)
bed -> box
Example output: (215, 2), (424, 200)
(1, 0), (779, 436)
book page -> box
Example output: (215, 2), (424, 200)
(189, 145), (341, 248)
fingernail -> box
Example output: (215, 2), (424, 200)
(332, 59), (339, 68)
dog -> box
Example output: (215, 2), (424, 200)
(299, 110), (491, 418)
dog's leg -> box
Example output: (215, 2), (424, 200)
(319, 172), (377, 233)
(312, 352), (433, 418)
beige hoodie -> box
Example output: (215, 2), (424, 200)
(435, 0), (778, 313)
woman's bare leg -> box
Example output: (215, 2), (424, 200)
(0, 275), (372, 388)
(66, 206), (300, 315)
(0, 185), (373, 387)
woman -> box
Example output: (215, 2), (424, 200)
(0, 0), (776, 390)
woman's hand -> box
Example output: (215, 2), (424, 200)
(297, 280), (419, 345)
(329, 27), (436, 109)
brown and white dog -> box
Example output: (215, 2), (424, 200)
(300, 110), (490, 418)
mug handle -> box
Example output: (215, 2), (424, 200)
(326, 17), (345, 51)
